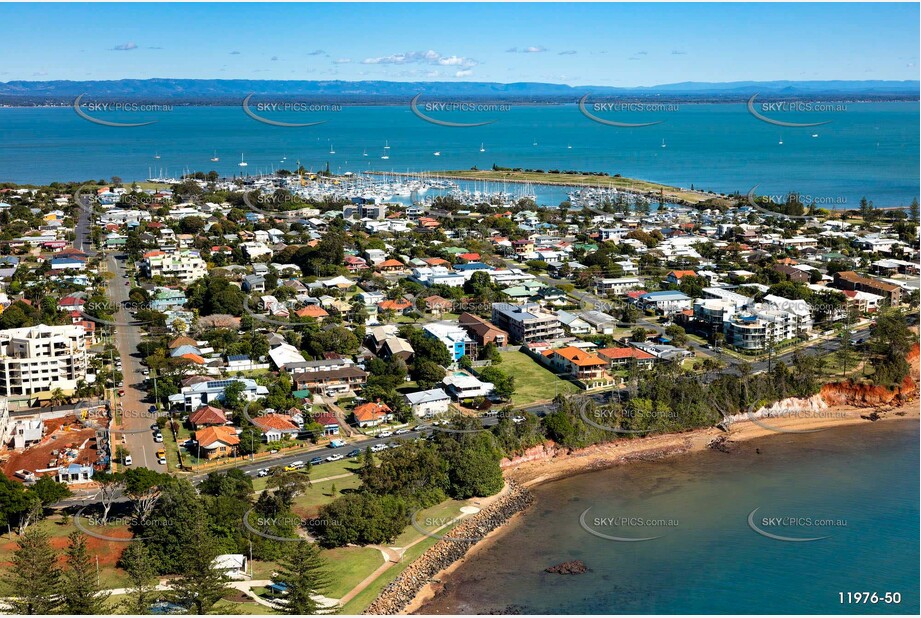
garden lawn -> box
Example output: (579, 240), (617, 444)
(498, 350), (579, 405)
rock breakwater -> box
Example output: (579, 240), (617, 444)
(362, 482), (534, 615)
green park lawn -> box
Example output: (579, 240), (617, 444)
(498, 350), (580, 405)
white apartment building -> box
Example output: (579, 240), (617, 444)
(143, 250), (208, 283)
(0, 324), (89, 398)
(596, 277), (643, 296)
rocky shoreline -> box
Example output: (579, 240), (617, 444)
(362, 482), (534, 615)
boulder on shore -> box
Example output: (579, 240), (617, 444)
(545, 560), (588, 575)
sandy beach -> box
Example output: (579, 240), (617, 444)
(404, 400), (919, 614)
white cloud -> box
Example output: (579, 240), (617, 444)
(508, 46), (547, 53)
(361, 50), (477, 68)
(455, 69), (474, 78)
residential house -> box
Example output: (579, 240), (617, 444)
(442, 374), (494, 400)
(458, 313), (508, 347)
(188, 404), (228, 429)
(194, 425), (239, 459)
(251, 414), (300, 443)
(404, 388), (452, 417)
(596, 347), (656, 370)
(353, 401), (392, 427)
(545, 346), (607, 381)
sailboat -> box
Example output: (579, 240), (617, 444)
(384, 140), (390, 150)
(329, 145), (336, 154)
(210, 151), (219, 162)
(567, 144), (573, 149)
(154, 152), (161, 160)
(661, 139), (666, 148)
(778, 137), (784, 145)
(362, 149), (368, 157)
(479, 143), (485, 152)
(811, 133), (819, 138)
(532, 139), (538, 146)
(381, 151), (390, 160)
(238, 153), (248, 167)
(433, 151), (441, 156)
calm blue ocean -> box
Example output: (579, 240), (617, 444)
(0, 102), (917, 207)
(419, 420), (920, 615)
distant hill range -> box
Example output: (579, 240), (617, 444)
(0, 79), (917, 105)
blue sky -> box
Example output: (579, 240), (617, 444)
(1, 2), (918, 84)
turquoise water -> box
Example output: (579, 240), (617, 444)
(0, 102), (917, 207)
(419, 420), (920, 614)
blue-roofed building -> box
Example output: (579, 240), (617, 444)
(638, 291), (693, 314)
(50, 257), (86, 270)
(170, 344), (201, 358)
(453, 262), (492, 273)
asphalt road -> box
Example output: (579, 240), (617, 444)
(105, 252), (167, 472)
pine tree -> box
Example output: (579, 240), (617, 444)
(120, 542), (157, 614)
(274, 542), (331, 615)
(61, 531), (110, 614)
(910, 197), (920, 222)
(1, 527), (62, 614)
(167, 518), (231, 614)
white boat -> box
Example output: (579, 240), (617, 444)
(532, 139), (538, 146)
(778, 137), (784, 145)
(479, 143), (485, 152)
(568, 144), (573, 149)
(433, 151), (441, 156)
(811, 133), (819, 138)
(362, 149), (368, 157)
(154, 152), (161, 160)
(381, 152), (390, 160)
(329, 145), (335, 154)
(384, 140), (390, 150)
(239, 153), (248, 167)
(661, 139), (666, 148)
(210, 151), (219, 162)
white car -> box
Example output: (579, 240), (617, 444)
(157, 456), (167, 465)
(257, 468), (269, 477)
(325, 454), (344, 462)
(395, 428), (410, 435)
(512, 416), (526, 424)
(153, 434), (164, 443)
(378, 431), (393, 438)
(371, 444), (387, 452)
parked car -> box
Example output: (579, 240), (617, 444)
(257, 468), (269, 477)
(150, 423), (159, 431)
(326, 454), (344, 462)
(123, 455), (133, 466)
(153, 433), (164, 443)
(371, 444), (387, 452)
(309, 456), (324, 466)
(347, 449), (361, 458)
(148, 405), (157, 413)
(378, 431), (393, 438)
(394, 428), (410, 435)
